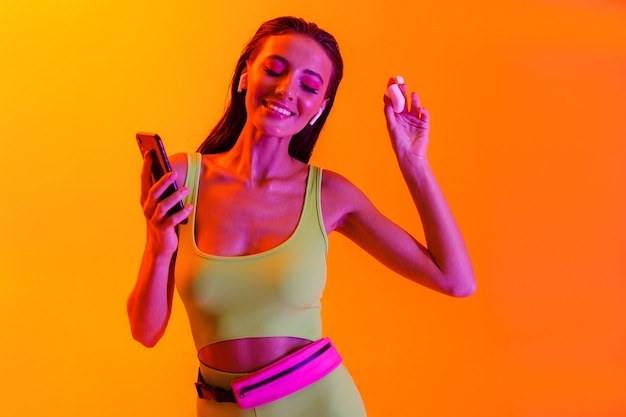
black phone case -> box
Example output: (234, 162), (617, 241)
(136, 132), (187, 223)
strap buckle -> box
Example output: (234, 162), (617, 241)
(195, 369), (237, 403)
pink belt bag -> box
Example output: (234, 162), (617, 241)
(209, 337), (342, 409)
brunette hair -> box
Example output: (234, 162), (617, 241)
(196, 16), (343, 163)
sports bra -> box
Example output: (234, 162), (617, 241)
(175, 153), (328, 350)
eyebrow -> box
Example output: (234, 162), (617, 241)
(266, 55), (325, 84)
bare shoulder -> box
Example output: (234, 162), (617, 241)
(169, 152), (189, 189)
(320, 168), (373, 233)
(320, 169), (362, 198)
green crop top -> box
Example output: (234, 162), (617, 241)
(175, 153), (328, 350)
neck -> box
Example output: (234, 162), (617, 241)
(220, 125), (301, 183)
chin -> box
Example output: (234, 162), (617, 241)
(256, 119), (306, 139)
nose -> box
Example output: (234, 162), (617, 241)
(275, 76), (295, 100)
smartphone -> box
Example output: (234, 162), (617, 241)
(136, 132), (187, 224)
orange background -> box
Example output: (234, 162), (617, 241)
(1, 1), (625, 416)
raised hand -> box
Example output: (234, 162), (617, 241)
(383, 78), (430, 162)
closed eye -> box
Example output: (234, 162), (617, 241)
(264, 67), (282, 76)
(300, 83), (319, 94)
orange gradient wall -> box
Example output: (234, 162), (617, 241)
(1, 1), (625, 416)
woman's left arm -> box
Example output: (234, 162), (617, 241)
(331, 82), (475, 297)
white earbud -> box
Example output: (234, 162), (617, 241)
(237, 73), (248, 93)
(309, 107), (324, 125)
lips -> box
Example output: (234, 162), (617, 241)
(263, 100), (295, 117)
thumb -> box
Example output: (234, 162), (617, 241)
(382, 94), (397, 128)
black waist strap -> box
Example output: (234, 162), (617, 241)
(195, 369), (237, 403)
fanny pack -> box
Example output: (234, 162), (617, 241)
(196, 337), (342, 409)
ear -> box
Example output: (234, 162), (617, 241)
(309, 99), (329, 126)
(237, 70), (248, 93)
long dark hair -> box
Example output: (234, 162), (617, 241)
(196, 16), (344, 163)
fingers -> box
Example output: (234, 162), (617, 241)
(409, 90), (420, 109)
(143, 172), (180, 214)
(141, 162), (175, 204)
(385, 77), (408, 113)
(411, 106), (428, 125)
(382, 93), (396, 121)
(383, 78), (429, 126)
(142, 168), (191, 223)
(140, 150), (192, 230)
(167, 203), (194, 227)
(140, 151), (155, 204)
(150, 187), (192, 227)
(409, 92), (429, 124)
(384, 77), (424, 114)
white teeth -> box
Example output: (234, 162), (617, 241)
(267, 103), (292, 116)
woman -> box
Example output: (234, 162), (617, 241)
(128, 16), (475, 417)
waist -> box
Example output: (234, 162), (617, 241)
(198, 336), (314, 373)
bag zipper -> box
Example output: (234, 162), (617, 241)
(239, 341), (331, 398)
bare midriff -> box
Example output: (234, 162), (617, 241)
(198, 336), (314, 373)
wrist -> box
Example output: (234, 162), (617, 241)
(396, 155), (434, 191)
(397, 151), (429, 173)
(145, 235), (177, 260)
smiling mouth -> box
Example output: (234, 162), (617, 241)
(263, 101), (294, 117)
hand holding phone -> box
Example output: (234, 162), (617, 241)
(136, 132), (187, 224)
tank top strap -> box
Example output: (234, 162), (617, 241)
(303, 165), (328, 254)
(183, 152), (202, 206)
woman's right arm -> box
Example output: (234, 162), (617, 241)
(127, 152), (192, 347)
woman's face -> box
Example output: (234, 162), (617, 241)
(242, 34), (333, 140)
